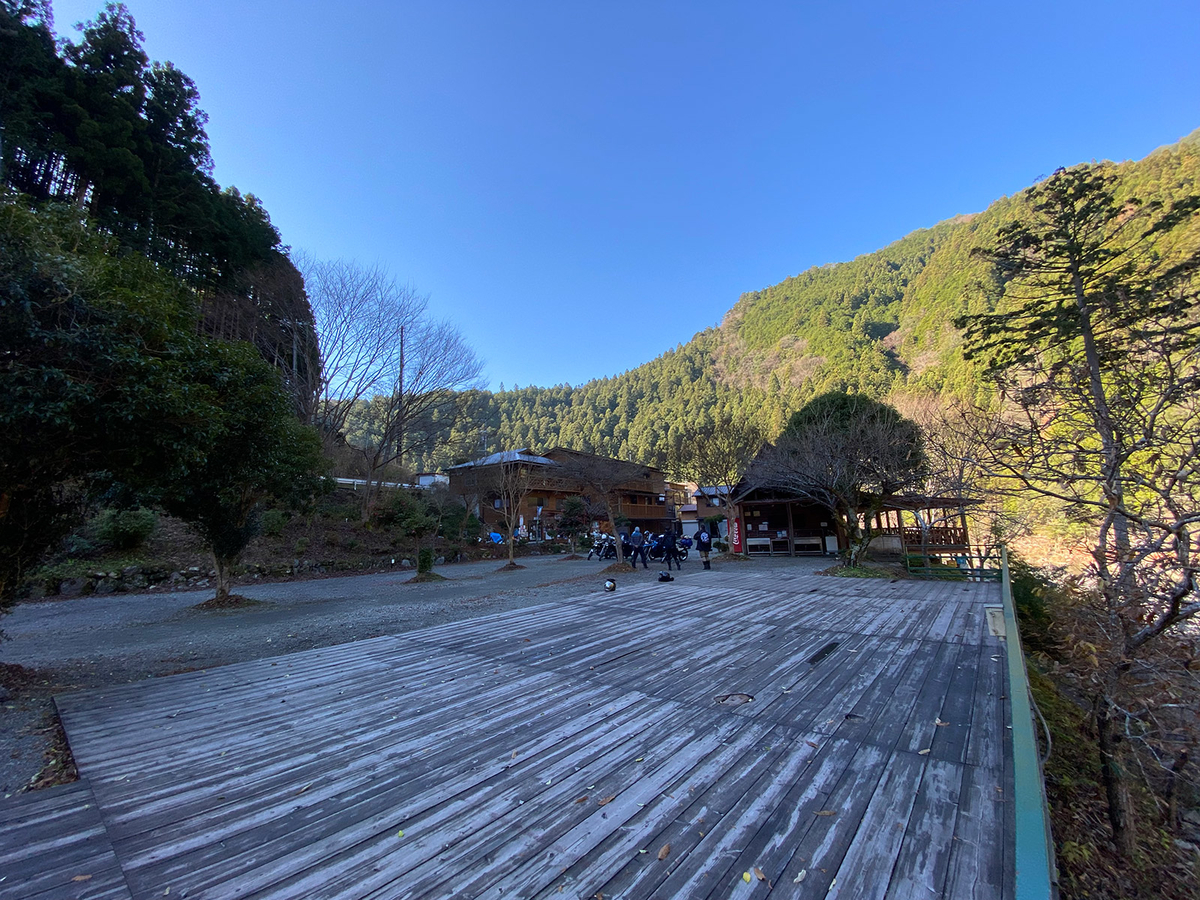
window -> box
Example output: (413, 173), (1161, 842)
(493, 499), (503, 509)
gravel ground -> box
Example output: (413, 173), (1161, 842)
(2, 552), (817, 796)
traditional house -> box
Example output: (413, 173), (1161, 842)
(729, 483), (975, 558)
(446, 447), (682, 538)
(539, 448), (681, 535)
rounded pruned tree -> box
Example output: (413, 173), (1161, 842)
(753, 392), (925, 566)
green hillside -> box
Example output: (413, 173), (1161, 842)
(418, 130), (1200, 472)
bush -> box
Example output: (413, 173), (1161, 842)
(261, 509), (288, 536)
(95, 508), (157, 550)
(1007, 555), (1059, 655)
(418, 548), (433, 574)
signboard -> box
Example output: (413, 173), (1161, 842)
(731, 516), (742, 553)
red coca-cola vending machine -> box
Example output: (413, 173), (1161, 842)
(731, 515), (742, 554)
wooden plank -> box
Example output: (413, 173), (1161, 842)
(127, 692), (667, 898)
(111, 682), (644, 863)
(697, 738), (893, 899)
(0, 780), (131, 900)
(826, 750), (928, 900)
(591, 727), (829, 900)
(18, 569), (1014, 900)
(233, 704), (746, 900)
(941, 763), (1008, 900)
(525, 720), (789, 900)
(883, 759), (965, 899)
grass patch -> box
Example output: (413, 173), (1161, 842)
(32, 554), (146, 583)
(191, 594), (267, 611)
(406, 572), (448, 583)
(818, 564), (894, 578)
(601, 562), (636, 574)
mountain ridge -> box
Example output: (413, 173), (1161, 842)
(410, 129), (1200, 471)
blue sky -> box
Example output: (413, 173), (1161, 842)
(51, 1), (1200, 390)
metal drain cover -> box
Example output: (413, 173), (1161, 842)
(714, 692), (755, 705)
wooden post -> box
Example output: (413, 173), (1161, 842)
(786, 502), (795, 557)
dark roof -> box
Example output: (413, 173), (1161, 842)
(447, 449), (559, 471)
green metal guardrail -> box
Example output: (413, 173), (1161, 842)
(908, 546), (1057, 896)
(903, 547), (1002, 581)
(1001, 546), (1059, 899)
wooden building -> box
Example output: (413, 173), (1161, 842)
(446, 447), (682, 538)
(729, 484), (975, 558)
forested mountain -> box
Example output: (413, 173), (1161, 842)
(413, 129), (1200, 473)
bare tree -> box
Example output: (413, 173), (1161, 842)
(895, 393), (1034, 568)
(748, 393), (926, 567)
(489, 459), (537, 569)
(345, 319), (484, 520)
(670, 411), (764, 525)
(552, 450), (644, 566)
(299, 258), (414, 445)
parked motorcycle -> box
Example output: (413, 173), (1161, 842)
(588, 535), (618, 560)
(646, 535), (688, 563)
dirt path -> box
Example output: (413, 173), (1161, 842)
(3, 554), (794, 795)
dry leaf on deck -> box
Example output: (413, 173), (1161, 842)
(754, 866), (767, 882)
(575, 796), (589, 804)
(918, 748), (931, 755)
(71, 876), (93, 883)
(598, 795), (617, 806)
(805, 740), (819, 748)
(793, 869), (807, 883)
(813, 809), (836, 816)
(935, 718), (949, 727)
(657, 843), (671, 860)
(742, 872), (752, 883)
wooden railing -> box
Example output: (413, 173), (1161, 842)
(896, 526), (969, 549)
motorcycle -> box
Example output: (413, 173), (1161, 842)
(647, 535), (688, 563)
(588, 534), (618, 560)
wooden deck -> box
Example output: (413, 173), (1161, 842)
(5, 569), (1014, 899)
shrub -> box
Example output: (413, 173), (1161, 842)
(293, 536), (310, 556)
(1008, 555), (1059, 655)
(95, 508), (157, 550)
(261, 509), (288, 536)
(418, 548), (433, 574)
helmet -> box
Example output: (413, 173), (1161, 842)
(603, 579), (616, 592)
